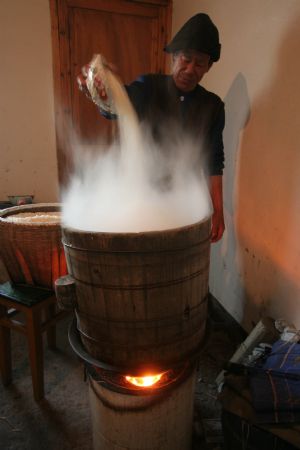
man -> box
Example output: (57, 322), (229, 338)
(78, 13), (225, 242)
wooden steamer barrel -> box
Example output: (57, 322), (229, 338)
(0, 203), (67, 289)
(61, 218), (211, 370)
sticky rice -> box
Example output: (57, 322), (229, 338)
(3, 212), (61, 224)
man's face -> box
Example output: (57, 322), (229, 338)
(171, 50), (212, 92)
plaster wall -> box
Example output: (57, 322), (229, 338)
(2, 0), (300, 330)
(0, 0), (58, 203)
(173, 0), (300, 329)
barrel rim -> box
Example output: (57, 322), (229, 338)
(61, 217), (211, 252)
(61, 216), (211, 238)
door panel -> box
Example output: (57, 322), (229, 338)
(71, 7), (158, 141)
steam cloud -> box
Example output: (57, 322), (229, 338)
(62, 65), (212, 232)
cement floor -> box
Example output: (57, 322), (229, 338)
(0, 297), (245, 450)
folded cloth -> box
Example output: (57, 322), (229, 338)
(249, 340), (300, 423)
(263, 339), (300, 373)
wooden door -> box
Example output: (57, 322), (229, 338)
(49, 0), (172, 185)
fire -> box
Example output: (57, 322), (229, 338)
(125, 372), (165, 387)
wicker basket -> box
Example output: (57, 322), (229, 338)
(0, 203), (67, 289)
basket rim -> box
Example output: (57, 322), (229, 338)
(0, 203), (61, 228)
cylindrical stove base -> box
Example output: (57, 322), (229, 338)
(89, 367), (197, 450)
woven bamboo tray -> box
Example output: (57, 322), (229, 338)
(0, 203), (67, 288)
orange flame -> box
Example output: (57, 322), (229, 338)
(125, 372), (164, 387)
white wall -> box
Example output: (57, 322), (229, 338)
(173, 0), (300, 329)
(0, 0), (58, 203)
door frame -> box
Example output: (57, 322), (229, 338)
(49, 0), (172, 185)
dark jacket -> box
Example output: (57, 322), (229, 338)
(125, 74), (225, 176)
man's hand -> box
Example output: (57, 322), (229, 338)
(210, 208), (225, 243)
(76, 56), (118, 104)
(209, 175), (225, 243)
(77, 64), (92, 99)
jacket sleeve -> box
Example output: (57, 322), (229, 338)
(124, 75), (150, 119)
(97, 75), (149, 120)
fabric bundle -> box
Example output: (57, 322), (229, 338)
(249, 339), (300, 423)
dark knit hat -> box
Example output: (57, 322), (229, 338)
(164, 13), (221, 62)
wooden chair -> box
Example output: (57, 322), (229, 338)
(0, 281), (69, 401)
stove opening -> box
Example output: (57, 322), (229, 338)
(125, 372), (166, 388)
